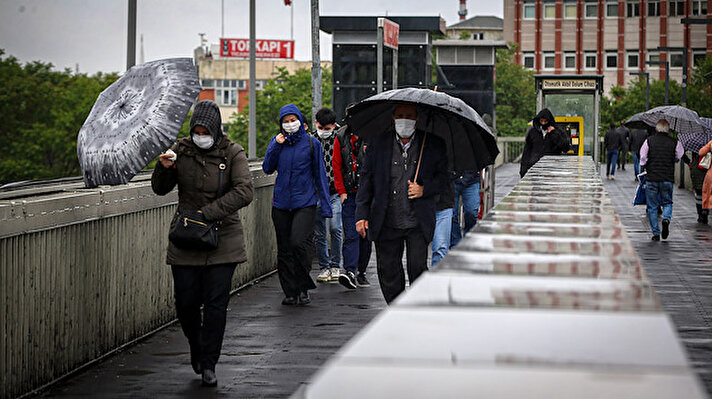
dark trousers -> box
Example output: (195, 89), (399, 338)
(618, 150), (627, 168)
(374, 227), (429, 304)
(272, 206), (317, 297)
(341, 195), (359, 273)
(358, 236), (372, 274)
(171, 263), (236, 371)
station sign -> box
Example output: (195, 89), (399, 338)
(378, 18), (399, 49)
(542, 79), (597, 90)
(220, 38), (295, 59)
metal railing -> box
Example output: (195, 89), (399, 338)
(496, 136), (526, 165)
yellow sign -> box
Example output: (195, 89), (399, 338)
(542, 80), (597, 90)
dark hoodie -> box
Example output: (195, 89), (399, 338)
(262, 104), (332, 217)
(519, 108), (570, 178)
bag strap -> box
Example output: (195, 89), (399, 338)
(217, 156), (228, 198)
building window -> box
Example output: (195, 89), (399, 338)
(692, 0), (708, 15)
(564, 52), (576, 69)
(472, 32), (484, 40)
(523, 52), (535, 69)
(626, 2), (639, 17)
(669, 1), (685, 16)
(237, 80), (247, 90)
(201, 79), (215, 88)
(606, 53), (618, 68)
(255, 80), (267, 90)
(523, 0), (535, 19)
(627, 53), (639, 69)
(584, 52), (597, 69)
(648, 0), (660, 16)
(606, 1), (619, 17)
(543, 52), (556, 69)
(544, 1), (556, 19)
(585, 1), (598, 18)
(647, 52), (660, 65)
(669, 53), (684, 68)
(564, 1), (577, 18)
(217, 89), (237, 106)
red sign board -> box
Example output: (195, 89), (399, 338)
(380, 18), (399, 49)
(220, 39), (294, 59)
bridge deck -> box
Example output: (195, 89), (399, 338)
(38, 162), (712, 398)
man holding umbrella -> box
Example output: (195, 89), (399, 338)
(355, 103), (448, 304)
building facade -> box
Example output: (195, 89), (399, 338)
(504, 0), (712, 94)
(445, 15), (504, 41)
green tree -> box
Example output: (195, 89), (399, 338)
(225, 66), (332, 157)
(688, 55), (712, 118)
(601, 76), (682, 130)
(0, 50), (119, 184)
(495, 45), (536, 137)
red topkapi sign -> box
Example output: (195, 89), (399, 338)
(220, 39), (294, 59)
(379, 18), (399, 49)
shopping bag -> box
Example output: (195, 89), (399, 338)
(633, 173), (646, 206)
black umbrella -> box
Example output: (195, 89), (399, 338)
(345, 88), (499, 171)
(77, 58), (201, 187)
(624, 106), (711, 152)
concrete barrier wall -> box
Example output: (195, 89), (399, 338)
(0, 166), (277, 399)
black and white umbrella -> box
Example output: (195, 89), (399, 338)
(345, 88), (499, 171)
(624, 105), (712, 152)
(77, 58), (200, 187)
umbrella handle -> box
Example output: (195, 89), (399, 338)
(414, 132), (427, 183)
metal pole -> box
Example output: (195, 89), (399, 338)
(291, 2), (294, 41)
(221, 0), (225, 38)
(377, 20), (384, 93)
(311, 0), (322, 123)
(392, 48), (398, 90)
(664, 61), (669, 105)
(594, 89), (600, 169)
(682, 48), (687, 107)
(126, 0), (136, 70)
(248, 0), (256, 159)
(645, 73), (650, 110)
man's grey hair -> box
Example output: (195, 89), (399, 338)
(656, 119), (670, 133)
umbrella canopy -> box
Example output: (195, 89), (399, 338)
(345, 88), (499, 171)
(624, 106), (711, 152)
(77, 58), (200, 187)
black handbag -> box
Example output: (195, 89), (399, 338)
(168, 157), (227, 251)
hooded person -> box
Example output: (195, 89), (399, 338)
(519, 108), (571, 178)
(151, 99), (255, 387)
(262, 103), (332, 306)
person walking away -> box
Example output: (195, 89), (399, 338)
(263, 104), (332, 305)
(604, 122), (622, 180)
(431, 176), (454, 268)
(334, 124), (371, 288)
(312, 108), (343, 283)
(617, 121), (631, 171)
(519, 108), (570, 178)
(449, 170), (480, 249)
(355, 103), (448, 303)
(151, 100), (254, 387)
(640, 119), (684, 241)
(630, 128), (648, 181)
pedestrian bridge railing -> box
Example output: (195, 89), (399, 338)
(295, 156), (708, 399)
(0, 164), (276, 399)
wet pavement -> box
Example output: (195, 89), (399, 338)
(35, 162), (712, 398)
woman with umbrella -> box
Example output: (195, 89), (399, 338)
(151, 100), (255, 387)
(262, 104), (332, 306)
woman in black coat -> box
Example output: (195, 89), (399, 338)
(519, 108), (571, 178)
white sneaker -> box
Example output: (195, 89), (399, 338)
(329, 268), (341, 281)
(316, 269), (331, 283)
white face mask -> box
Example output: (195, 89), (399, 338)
(394, 119), (416, 139)
(192, 134), (214, 150)
(317, 129), (333, 139)
(282, 120), (301, 134)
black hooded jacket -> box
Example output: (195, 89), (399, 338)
(519, 109), (570, 178)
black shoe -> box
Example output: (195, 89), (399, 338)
(356, 272), (371, 287)
(661, 219), (670, 239)
(281, 296), (298, 305)
(622, 166), (625, 170)
(201, 369), (217, 387)
(702, 215), (709, 224)
(635, 177), (639, 182)
(297, 291), (311, 305)
(191, 357), (202, 375)
(651, 235), (660, 241)
(338, 271), (357, 289)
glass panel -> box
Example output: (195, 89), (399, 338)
(670, 53), (683, 68)
(524, 5), (536, 18)
(649, 54), (660, 62)
(585, 55), (596, 68)
(628, 54), (638, 68)
(544, 55), (556, 69)
(543, 94), (595, 154)
(565, 55), (576, 68)
(585, 4), (597, 17)
(524, 55), (535, 68)
(201, 79), (214, 88)
(607, 3), (619, 17)
(565, 5), (577, 18)
(606, 54), (617, 68)
(544, 5), (556, 18)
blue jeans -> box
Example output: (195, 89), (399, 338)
(431, 208), (453, 268)
(451, 181), (480, 248)
(341, 194), (360, 273)
(606, 150), (619, 176)
(633, 153), (640, 177)
(645, 181), (673, 236)
(314, 193), (342, 269)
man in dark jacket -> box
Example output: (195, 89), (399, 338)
(640, 119), (684, 241)
(519, 108), (570, 178)
(629, 128), (648, 181)
(604, 122), (623, 180)
(355, 103), (448, 303)
(617, 121), (631, 171)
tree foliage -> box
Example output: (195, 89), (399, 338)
(495, 45), (536, 137)
(225, 67), (332, 157)
(0, 50), (119, 184)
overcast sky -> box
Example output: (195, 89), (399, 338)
(0, 0), (502, 75)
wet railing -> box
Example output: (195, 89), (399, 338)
(0, 164), (277, 399)
(295, 156), (708, 398)
(496, 136), (526, 165)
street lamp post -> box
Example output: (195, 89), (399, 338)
(630, 72), (650, 110)
(646, 60), (669, 105)
(658, 46), (688, 107)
